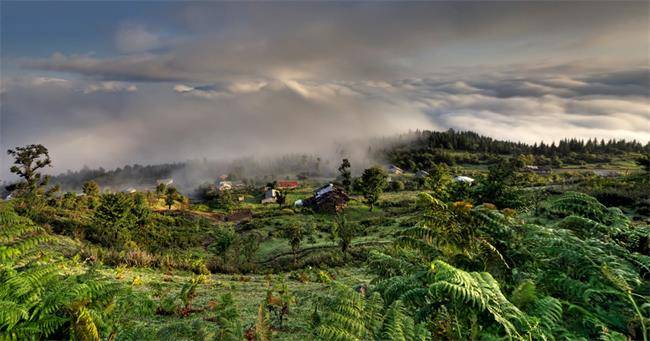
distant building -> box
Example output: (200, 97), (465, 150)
(525, 165), (552, 174)
(415, 170), (430, 178)
(593, 170), (620, 177)
(301, 184), (350, 213)
(276, 180), (300, 189)
(121, 187), (137, 194)
(156, 178), (174, 186)
(261, 189), (279, 204)
(217, 181), (232, 191)
(453, 176), (475, 184)
(388, 165), (403, 175)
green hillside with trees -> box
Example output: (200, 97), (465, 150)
(1, 136), (648, 340)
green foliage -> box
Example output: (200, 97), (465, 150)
(6, 144), (58, 217)
(368, 191), (648, 340)
(89, 193), (136, 248)
(395, 193), (506, 269)
(165, 186), (181, 210)
(636, 154), (650, 173)
(338, 158), (352, 192)
(422, 163), (451, 200)
(209, 227), (237, 259)
(213, 293), (244, 340)
(314, 282), (430, 340)
(0, 203), (129, 340)
(82, 180), (100, 197)
(155, 182), (167, 196)
(472, 158), (524, 208)
(333, 214), (357, 254)
(285, 224), (303, 263)
(389, 180), (405, 192)
(360, 166), (388, 211)
(217, 189), (237, 212)
(265, 277), (295, 330)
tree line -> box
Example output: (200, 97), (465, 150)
(380, 129), (650, 170)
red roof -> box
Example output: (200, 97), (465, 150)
(277, 180), (300, 188)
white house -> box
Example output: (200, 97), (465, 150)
(261, 189), (279, 204)
(217, 181), (232, 191)
(156, 178), (174, 186)
(388, 165), (403, 175)
(453, 176), (475, 184)
(415, 170), (430, 178)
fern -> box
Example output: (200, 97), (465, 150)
(314, 282), (430, 341)
(0, 203), (131, 340)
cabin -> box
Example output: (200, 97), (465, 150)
(302, 184), (350, 213)
(261, 189), (279, 204)
(276, 180), (300, 189)
(453, 176), (475, 184)
(388, 165), (403, 175)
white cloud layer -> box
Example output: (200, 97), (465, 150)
(1, 65), (648, 179)
(2, 2), (648, 178)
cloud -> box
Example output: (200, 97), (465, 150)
(83, 81), (137, 94)
(2, 65), (648, 180)
(114, 23), (162, 53)
(21, 52), (192, 82)
(31, 77), (70, 86)
(2, 2), (648, 179)
(173, 80), (268, 98)
(18, 2), (648, 83)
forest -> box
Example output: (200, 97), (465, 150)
(1, 137), (649, 340)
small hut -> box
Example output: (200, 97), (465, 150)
(302, 184), (350, 213)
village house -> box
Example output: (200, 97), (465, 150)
(453, 176), (475, 184)
(388, 165), (403, 175)
(261, 188), (279, 204)
(301, 183), (350, 213)
(524, 165), (552, 174)
(415, 170), (430, 178)
(217, 181), (232, 191)
(156, 178), (174, 186)
(593, 170), (620, 177)
(276, 180), (300, 189)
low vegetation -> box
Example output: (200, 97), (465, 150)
(1, 134), (648, 340)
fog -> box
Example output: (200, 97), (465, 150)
(1, 2), (648, 181)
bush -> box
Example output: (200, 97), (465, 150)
(389, 180), (405, 192)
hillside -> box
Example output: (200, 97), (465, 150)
(2, 143), (649, 339)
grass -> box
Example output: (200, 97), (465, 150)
(100, 265), (372, 339)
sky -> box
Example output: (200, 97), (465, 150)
(1, 1), (649, 178)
